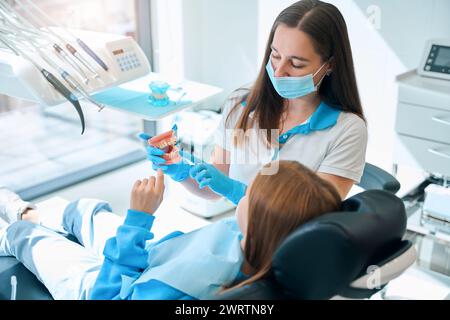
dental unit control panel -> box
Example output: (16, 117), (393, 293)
(106, 38), (149, 81)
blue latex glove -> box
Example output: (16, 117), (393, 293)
(138, 133), (192, 182)
(182, 150), (247, 205)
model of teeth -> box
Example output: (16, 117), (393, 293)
(148, 128), (182, 164)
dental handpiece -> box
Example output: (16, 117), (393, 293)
(76, 38), (109, 71)
(61, 71), (105, 112)
(53, 43), (90, 85)
(65, 43), (100, 79)
(41, 69), (86, 134)
(36, 49), (105, 111)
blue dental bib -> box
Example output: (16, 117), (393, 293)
(122, 217), (244, 299)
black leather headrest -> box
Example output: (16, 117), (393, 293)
(272, 190), (406, 299)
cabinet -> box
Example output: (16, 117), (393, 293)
(395, 70), (450, 177)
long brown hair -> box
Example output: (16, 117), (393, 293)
(224, 160), (341, 292)
(227, 0), (365, 146)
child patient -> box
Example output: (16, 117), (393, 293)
(0, 160), (341, 300)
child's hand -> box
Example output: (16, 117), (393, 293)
(130, 169), (165, 215)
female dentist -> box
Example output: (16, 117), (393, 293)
(141, 0), (368, 203)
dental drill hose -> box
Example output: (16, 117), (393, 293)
(41, 69), (86, 134)
(0, 34), (85, 134)
(19, 0), (109, 71)
(17, 35), (105, 112)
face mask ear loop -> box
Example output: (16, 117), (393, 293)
(313, 58), (333, 88)
(313, 61), (329, 77)
(314, 63), (330, 89)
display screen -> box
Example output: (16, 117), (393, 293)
(435, 46), (450, 67)
(113, 49), (124, 56)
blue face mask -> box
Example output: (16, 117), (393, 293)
(266, 60), (328, 99)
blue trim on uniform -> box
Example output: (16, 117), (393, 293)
(278, 101), (341, 144)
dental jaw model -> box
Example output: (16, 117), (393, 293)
(148, 81), (170, 107)
(148, 126), (182, 164)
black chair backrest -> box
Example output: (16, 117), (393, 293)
(217, 190), (407, 300)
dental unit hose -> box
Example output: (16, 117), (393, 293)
(0, 35), (86, 134)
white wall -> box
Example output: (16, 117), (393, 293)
(150, 0), (185, 79)
(257, 0), (450, 178)
(181, 0), (259, 108)
(151, 0), (259, 110)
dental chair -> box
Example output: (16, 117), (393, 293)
(217, 164), (415, 300)
(0, 163), (413, 300)
(217, 189), (415, 300)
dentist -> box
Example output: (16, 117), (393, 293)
(141, 0), (367, 203)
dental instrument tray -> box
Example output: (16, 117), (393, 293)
(421, 184), (450, 234)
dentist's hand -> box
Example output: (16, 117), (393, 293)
(130, 169), (165, 215)
(138, 133), (192, 182)
(185, 152), (247, 205)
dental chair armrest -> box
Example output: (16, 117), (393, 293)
(350, 241), (416, 289)
(335, 241), (416, 299)
(358, 163), (401, 194)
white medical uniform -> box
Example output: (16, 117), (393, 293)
(214, 93), (368, 185)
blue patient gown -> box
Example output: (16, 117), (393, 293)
(90, 208), (245, 300)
